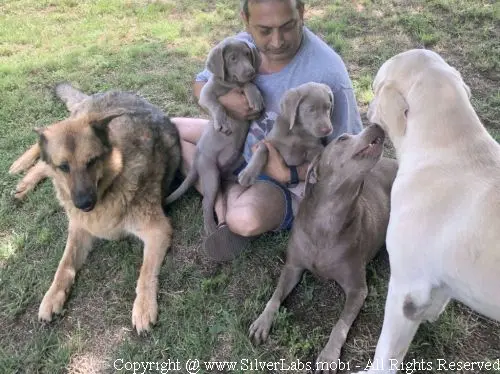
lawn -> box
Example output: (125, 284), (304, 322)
(1, 0), (499, 373)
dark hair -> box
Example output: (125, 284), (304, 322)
(240, 0), (304, 18)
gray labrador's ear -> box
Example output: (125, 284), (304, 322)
(280, 88), (302, 130)
(325, 85), (334, 116)
(304, 153), (321, 196)
(249, 44), (261, 70)
(206, 41), (226, 80)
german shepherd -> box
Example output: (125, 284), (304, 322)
(9, 83), (181, 334)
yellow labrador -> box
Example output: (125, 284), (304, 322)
(354, 49), (500, 373)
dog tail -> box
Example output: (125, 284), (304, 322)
(54, 82), (89, 113)
(164, 166), (199, 205)
(9, 143), (41, 175)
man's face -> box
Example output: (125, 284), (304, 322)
(242, 0), (304, 63)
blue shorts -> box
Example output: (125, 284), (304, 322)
(233, 162), (294, 231)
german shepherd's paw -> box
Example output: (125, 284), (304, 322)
(14, 179), (34, 200)
(38, 288), (67, 322)
(9, 144), (40, 175)
(132, 293), (158, 334)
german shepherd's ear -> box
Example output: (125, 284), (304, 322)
(90, 113), (124, 149)
(280, 88), (302, 131)
(304, 153), (321, 195)
(34, 128), (50, 164)
(206, 40), (226, 80)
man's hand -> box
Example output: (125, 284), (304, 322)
(219, 88), (262, 121)
(253, 141), (290, 184)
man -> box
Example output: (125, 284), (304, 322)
(171, 0), (362, 261)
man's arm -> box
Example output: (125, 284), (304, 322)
(193, 81), (205, 102)
(193, 79), (261, 120)
(259, 141), (310, 184)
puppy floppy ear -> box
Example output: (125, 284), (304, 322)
(249, 44), (261, 70)
(324, 85), (334, 116)
(374, 82), (408, 141)
(280, 88), (302, 131)
(305, 153), (321, 193)
(206, 41), (226, 80)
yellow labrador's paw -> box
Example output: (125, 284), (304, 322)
(132, 293), (158, 334)
(38, 288), (67, 322)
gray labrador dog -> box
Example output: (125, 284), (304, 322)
(249, 124), (398, 373)
(238, 82), (333, 187)
(165, 37), (263, 234)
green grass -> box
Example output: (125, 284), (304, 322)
(1, 0), (500, 373)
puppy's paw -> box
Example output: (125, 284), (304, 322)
(248, 313), (273, 345)
(238, 168), (258, 187)
(248, 94), (264, 113)
(132, 293), (158, 334)
(38, 288), (67, 322)
(213, 112), (231, 135)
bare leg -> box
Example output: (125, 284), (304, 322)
(225, 181), (287, 236)
(249, 264), (304, 344)
(129, 211), (173, 334)
(172, 118), (287, 236)
(39, 223), (94, 322)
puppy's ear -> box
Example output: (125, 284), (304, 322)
(280, 88), (302, 130)
(325, 85), (334, 116)
(249, 44), (261, 70)
(304, 153), (321, 195)
(206, 41), (226, 80)
(377, 82), (408, 141)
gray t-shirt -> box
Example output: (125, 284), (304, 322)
(195, 27), (363, 163)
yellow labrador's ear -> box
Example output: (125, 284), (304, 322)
(377, 82), (408, 140)
(206, 41), (226, 80)
(461, 81), (471, 99)
(280, 88), (302, 131)
(305, 153), (321, 195)
(450, 66), (471, 99)
(249, 44), (261, 70)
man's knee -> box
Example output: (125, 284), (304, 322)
(226, 207), (265, 237)
(170, 117), (207, 144)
